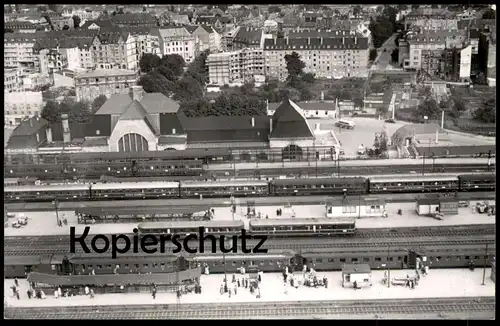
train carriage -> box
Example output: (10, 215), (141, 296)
(137, 220), (245, 236)
(249, 218), (356, 237)
(368, 175), (459, 193)
(4, 183), (90, 202)
(459, 174), (496, 192)
(191, 254), (293, 273)
(91, 181), (180, 200)
(75, 205), (212, 223)
(270, 177), (368, 196)
(180, 180), (269, 198)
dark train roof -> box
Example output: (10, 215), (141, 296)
(69, 148), (231, 161)
(27, 268), (201, 286)
(249, 218), (355, 227)
(75, 206), (211, 216)
(138, 220), (244, 229)
(459, 173), (496, 181)
(342, 264), (371, 274)
(68, 254), (180, 263)
(271, 177), (367, 186)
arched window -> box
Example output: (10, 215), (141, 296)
(118, 133), (148, 152)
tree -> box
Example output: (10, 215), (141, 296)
(62, 25), (70, 30)
(48, 4), (61, 12)
(302, 73), (316, 84)
(369, 49), (377, 61)
(431, 5), (439, 9)
(143, 6), (147, 12)
(69, 101), (92, 123)
(91, 95), (108, 113)
(37, 5), (47, 12)
(398, 5), (408, 11)
(160, 54), (185, 78)
(482, 9), (496, 19)
(391, 48), (399, 63)
(41, 101), (60, 123)
(284, 51), (306, 86)
(138, 73), (172, 95)
(369, 16), (395, 48)
(139, 53), (161, 73)
(415, 98), (440, 120)
(411, 5), (419, 10)
(473, 98), (496, 123)
(72, 15), (81, 29)
(217, 5), (228, 12)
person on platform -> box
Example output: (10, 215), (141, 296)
(54, 290), (59, 299)
(220, 284), (224, 295)
(85, 286), (89, 295)
(27, 289), (32, 299)
(40, 290), (46, 299)
(57, 287), (62, 297)
(353, 281), (358, 290)
(90, 289), (94, 298)
(16, 292), (20, 300)
(14, 278), (18, 287)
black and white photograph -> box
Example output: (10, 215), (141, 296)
(3, 3), (496, 320)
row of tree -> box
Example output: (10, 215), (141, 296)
(369, 5), (402, 48)
(41, 95), (108, 124)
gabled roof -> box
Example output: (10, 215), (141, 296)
(96, 93), (180, 115)
(4, 21), (36, 30)
(234, 27), (262, 44)
(11, 117), (48, 137)
(80, 19), (117, 30)
(119, 100), (148, 120)
(270, 99), (314, 139)
(184, 25), (199, 34)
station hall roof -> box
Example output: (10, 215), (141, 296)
(270, 99), (315, 139)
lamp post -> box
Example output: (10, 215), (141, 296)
(315, 151), (319, 178)
(421, 152), (426, 176)
(431, 152), (435, 172)
(482, 243), (489, 285)
(52, 199), (60, 226)
(387, 244), (391, 288)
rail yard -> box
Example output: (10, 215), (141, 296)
(4, 124), (496, 320)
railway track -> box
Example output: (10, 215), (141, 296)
(5, 297), (495, 319)
(4, 224), (496, 247)
(4, 238), (496, 257)
(5, 192), (496, 211)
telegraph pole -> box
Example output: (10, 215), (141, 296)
(387, 244), (391, 288)
(482, 243), (489, 285)
(53, 198), (60, 226)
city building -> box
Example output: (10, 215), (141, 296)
(404, 7), (458, 31)
(92, 30), (138, 70)
(155, 27), (198, 64)
(264, 35), (369, 80)
(109, 13), (158, 28)
(232, 27), (264, 49)
(195, 14), (233, 33)
(53, 69), (76, 88)
(50, 15), (75, 31)
(75, 69), (139, 102)
(4, 21), (37, 33)
(132, 28), (162, 58)
(399, 30), (468, 72)
(479, 31), (496, 86)
(5, 116), (49, 151)
(267, 97), (338, 119)
(4, 91), (44, 126)
(4, 32), (44, 73)
(207, 48), (264, 86)
(61, 8), (102, 21)
(4, 68), (23, 93)
(186, 25), (222, 53)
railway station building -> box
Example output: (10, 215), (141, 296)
(5, 86), (319, 158)
(326, 196), (387, 219)
(415, 195), (459, 216)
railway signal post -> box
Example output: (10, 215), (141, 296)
(52, 199), (60, 226)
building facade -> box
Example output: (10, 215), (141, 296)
(187, 25), (222, 53)
(207, 48), (264, 86)
(404, 8), (458, 31)
(264, 35), (369, 80)
(4, 68), (23, 93)
(92, 31), (138, 70)
(75, 69), (139, 102)
(4, 33), (43, 73)
(4, 91), (44, 126)
(156, 27), (199, 64)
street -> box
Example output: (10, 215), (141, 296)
(371, 33), (399, 71)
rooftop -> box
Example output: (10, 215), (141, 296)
(76, 69), (137, 78)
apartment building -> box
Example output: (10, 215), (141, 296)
(156, 27), (198, 64)
(75, 69), (139, 102)
(232, 27), (264, 49)
(207, 48), (264, 86)
(404, 7), (458, 31)
(264, 35), (369, 81)
(4, 32), (44, 73)
(400, 30), (468, 71)
(4, 21), (37, 33)
(92, 30), (138, 70)
(479, 31), (496, 86)
(133, 29), (161, 58)
(109, 13), (157, 28)
(61, 8), (101, 21)
(186, 25), (222, 53)
(4, 68), (23, 93)
(4, 91), (43, 126)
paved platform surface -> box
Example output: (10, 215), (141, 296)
(4, 201), (495, 237)
(207, 157), (495, 170)
(4, 268), (495, 308)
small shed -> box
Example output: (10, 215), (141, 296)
(491, 262), (496, 283)
(415, 195), (458, 216)
(326, 196), (386, 218)
(341, 264), (372, 288)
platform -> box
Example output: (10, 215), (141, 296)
(4, 268), (495, 308)
(4, 201), (496, 237)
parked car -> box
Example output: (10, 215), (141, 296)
(384, 118), (396, 123)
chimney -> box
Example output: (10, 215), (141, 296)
(320, 37), (323, 45)
(342, 37), (345, 45)
(251, 117), (255, 127)
(355, 36), (357, 44)
(315, 123), (320, 131)
(46, 127), (53, 143)
(62, 113), (71, 143)
(308, 37), (311, 45)
(320, 91), (324, 101)
(269, 118), (273, 134)
(130, 85), (144, 101)
(286, 37), (289, 45)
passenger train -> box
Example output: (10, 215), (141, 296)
(4, 173), (495, 203)
(5, 244), (495, 278)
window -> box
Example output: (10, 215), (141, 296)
(363, 257), (370, 262)
(375, 257), (382, 262)
(340, 258), (346, 263)
(351, 258), (358, 263)
(172, 128), (176, 134)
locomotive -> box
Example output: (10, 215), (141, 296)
(4, 173), (495, 203)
